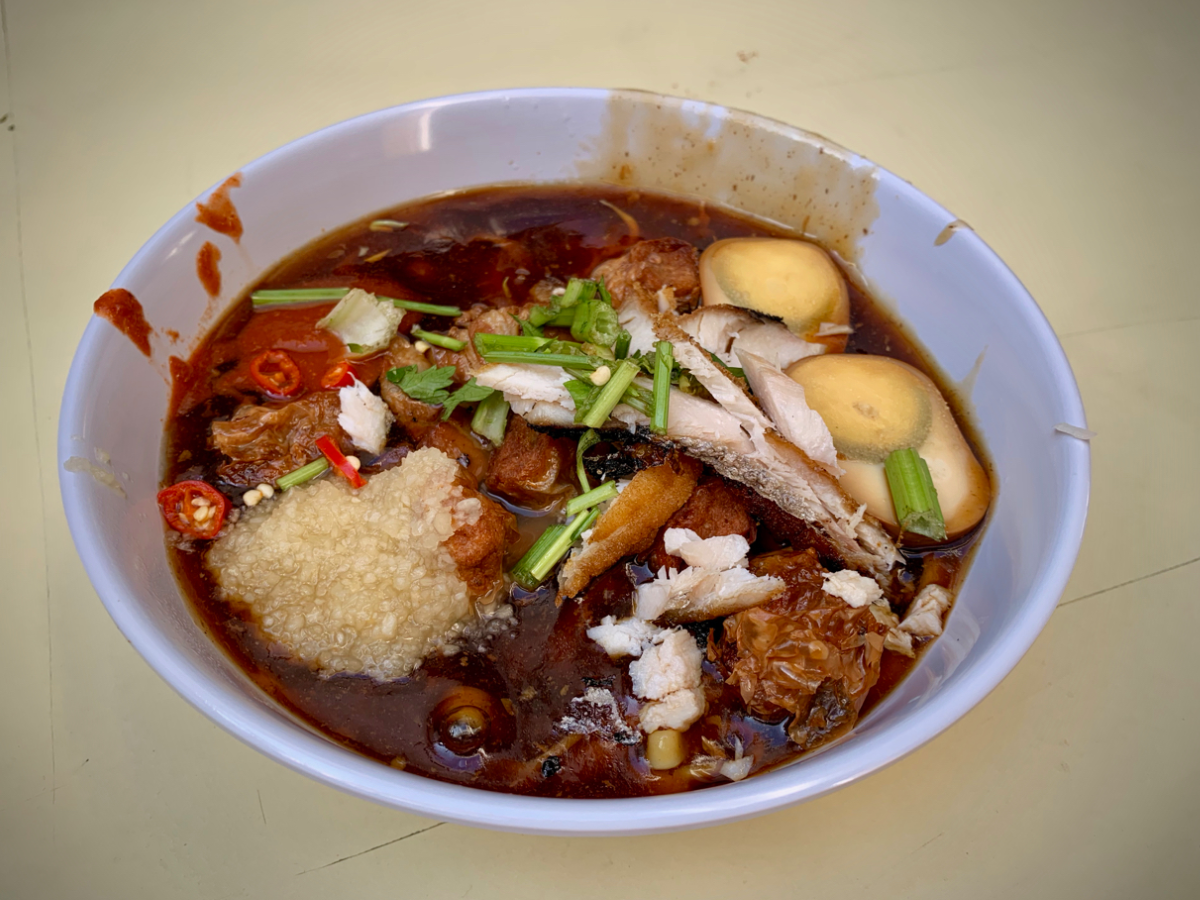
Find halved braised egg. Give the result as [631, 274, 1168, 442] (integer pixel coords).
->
[788, 354, 990, 540]
[699, 237, 850, 349]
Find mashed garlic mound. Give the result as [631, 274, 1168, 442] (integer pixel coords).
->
[208, 448, 481, 680]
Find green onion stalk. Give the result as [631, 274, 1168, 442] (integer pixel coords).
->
[251, 287, 459, 316]
[276, 457, 330, 491]
[883, 447, 947, 541]
[411, 327, 466, 352]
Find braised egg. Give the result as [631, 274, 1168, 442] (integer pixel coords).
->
[788, 354, 990, 539]
[699, 237, 850, 349]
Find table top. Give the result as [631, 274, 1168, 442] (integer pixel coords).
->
[3, 1, 1197, 896]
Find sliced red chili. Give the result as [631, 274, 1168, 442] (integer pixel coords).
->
[249, 349, 303, 398]
[157, 480, 230, 539]
[320, 359, 358, 390]
[316, 434, 365, 488]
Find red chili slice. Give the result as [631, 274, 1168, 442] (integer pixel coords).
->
[320, 359, 358, 390]
[316, 434, 365, 488]
[249, 349, 303, 398]
[157, 480, 230, 539]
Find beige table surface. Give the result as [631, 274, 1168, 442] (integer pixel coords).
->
[3, 0, 1198, 896]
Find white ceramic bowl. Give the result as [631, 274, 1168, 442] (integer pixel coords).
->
[58, 88, 1089, 835]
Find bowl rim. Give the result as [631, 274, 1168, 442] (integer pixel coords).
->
[58, 86, 1090, 835]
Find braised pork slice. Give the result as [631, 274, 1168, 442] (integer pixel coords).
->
[379, 334, 441, 438]
[484, 417, 576, 509]
[647, 476, 757, 572]
[211, 392, 348, 487]
[714, 548, 888, 750]
[428, 306, 521, 383]
[592, 238, 701, 353]
[418, 420, 491, 486]
[444, 484, 518, 600]
[594, 237, 700, 307]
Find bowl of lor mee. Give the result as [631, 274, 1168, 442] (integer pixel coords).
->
[59, 88, 1089, 835]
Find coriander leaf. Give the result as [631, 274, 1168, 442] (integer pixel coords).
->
[565, 378, 601, 423]
[440, 377, 495, 420]
[346, 343, 365, 354]
[384, 365, 457, 405]
[564, 378, 596, 409]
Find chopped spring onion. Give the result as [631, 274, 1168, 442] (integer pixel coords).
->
[251, 287, 460, 316]
[883, 448, 947, 542]
[510, 507, 602, 589]
[471, 391, 510, 446]
[480, 350, 603, 370]
[473, 333, 554, 353]
[614, 330, 631, 359]
[651, 341, 673, 435]
[559, 277, 591, 309]
[565, 481, 618, 517]
[252, 288, 348, 306]
[616, 383, 653, 416]
[411, 327, 466, 352]
[576, 428, 599, 492]
[368, 219, 408, 231]
[386, 297, 462, 316]
[596, 277, 614, 306]
[527, 276, 604, 329]
[579, 359, 638, 429]
[510, 525, 567, 590]
[276, 457, 330, 491]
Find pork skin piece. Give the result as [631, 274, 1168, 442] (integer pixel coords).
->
[714, 548, 888, 750]
[211, 392, 349, 487]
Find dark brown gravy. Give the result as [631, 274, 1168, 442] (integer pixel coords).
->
[165, 184, 986, 797]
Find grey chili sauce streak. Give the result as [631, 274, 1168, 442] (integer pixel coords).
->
[164, 185, 987, 798]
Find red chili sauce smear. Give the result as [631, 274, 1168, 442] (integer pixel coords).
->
[94, 288, 153, 357]
[196, 241, 222, 298]
[195, 174, 244, 242]
[165, 185, 989, 797]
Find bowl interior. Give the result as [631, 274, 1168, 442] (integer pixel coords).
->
[58, 88, 1089, 834]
